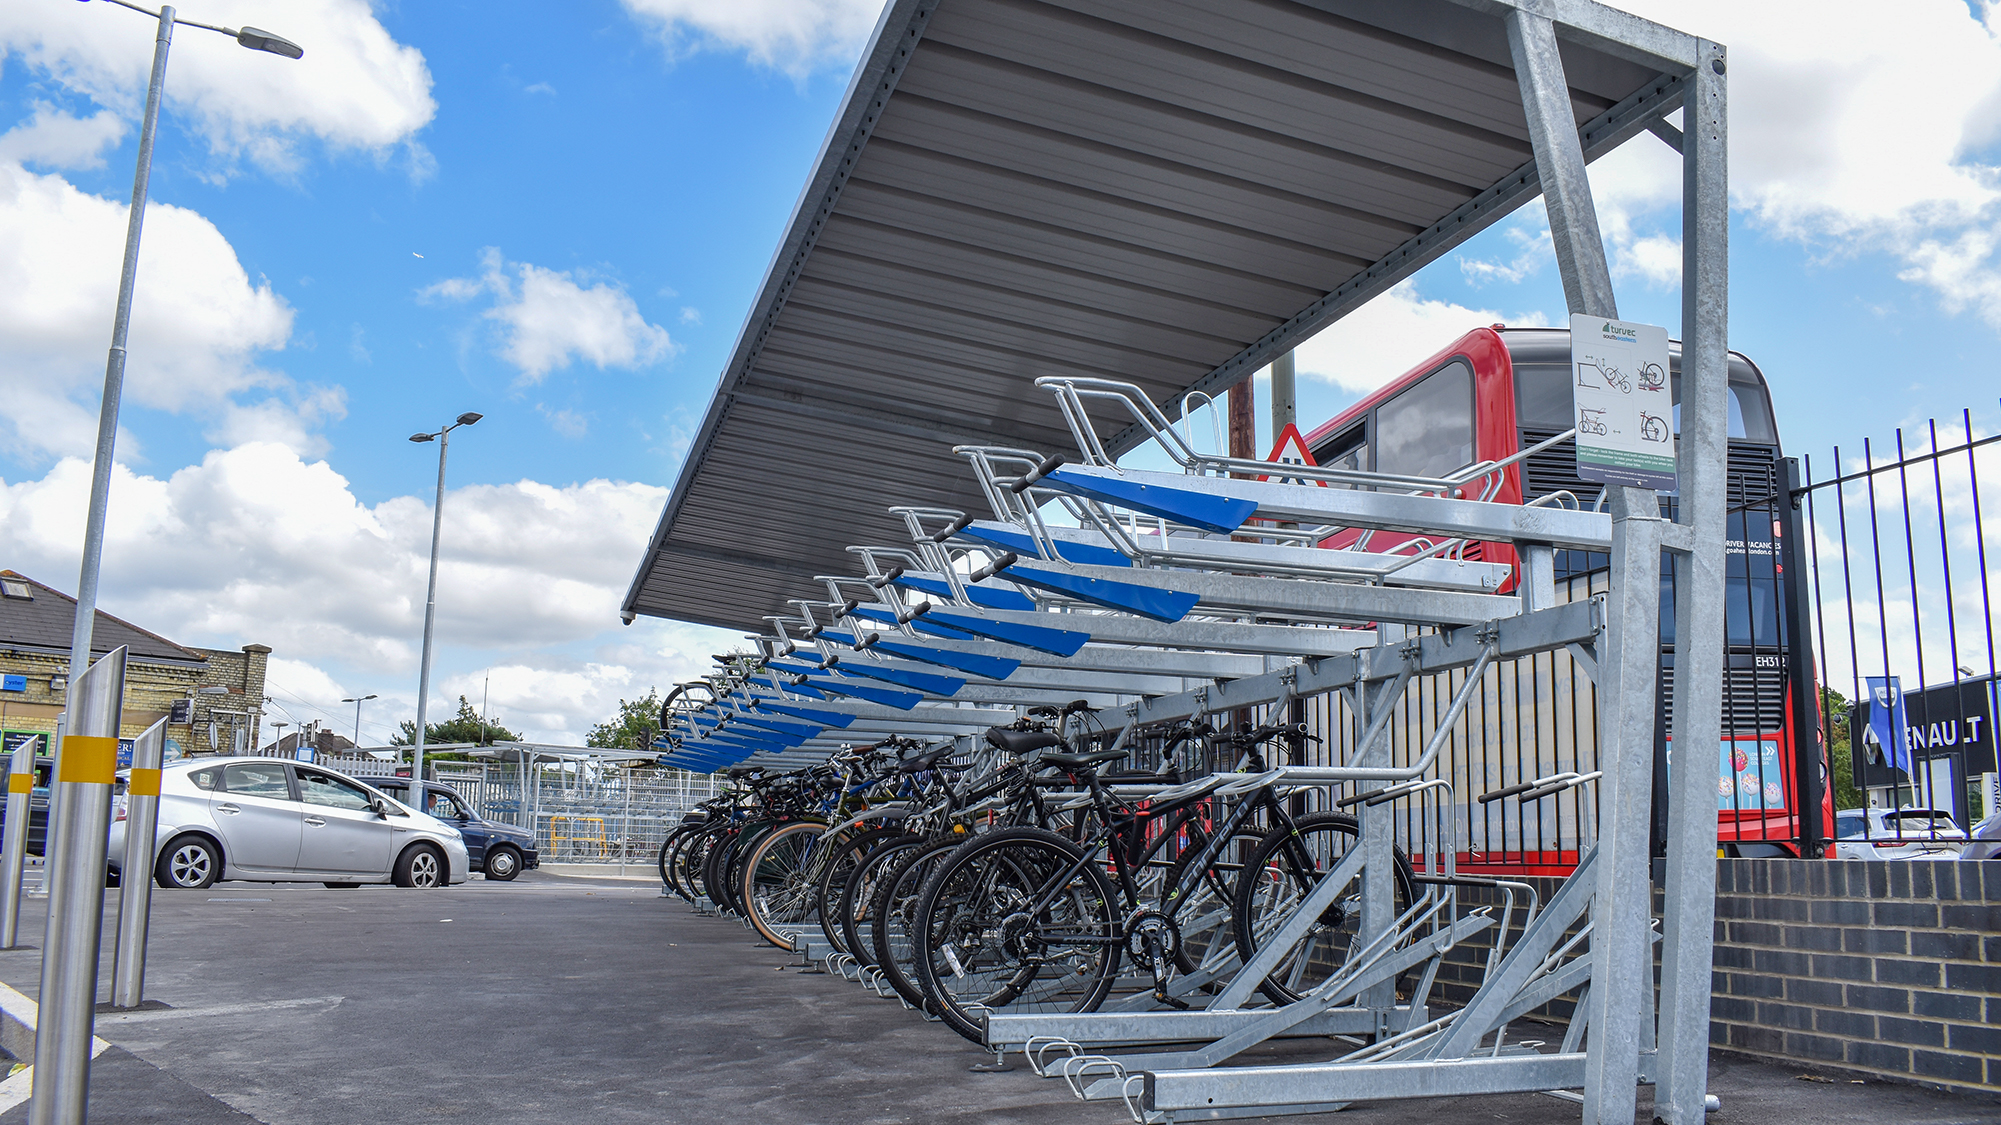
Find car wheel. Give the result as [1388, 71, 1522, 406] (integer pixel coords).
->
[394, 844, 447, 888]
[484, 846, 521, 881]
[323, 882, 361, 889]
[155, 836, 220, 890]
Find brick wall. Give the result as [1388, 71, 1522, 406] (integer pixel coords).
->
[1, 643, 270, 754]
[1711, 858, 2000, 1096]
[1426, 860, 2000, 1099]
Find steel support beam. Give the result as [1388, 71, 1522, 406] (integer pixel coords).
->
[1582, 487, 1663, 1125]
[1508, 6, 1619, 321]
[1655, 37, 1729, 1125]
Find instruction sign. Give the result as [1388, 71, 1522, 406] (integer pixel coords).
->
[1570, 314, 1675, 491]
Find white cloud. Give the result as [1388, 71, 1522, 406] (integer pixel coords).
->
[1290, 282, 1549, 396]
[0, 103, 124, 170]
[538, 405, 592, 439]
[619, 0, 886, 76]
[1549, 1, 2001, 323]
[0, 160, 313, 462]
[0, 0, 436, 174]
[0, 443, 736, 744]
[425, 248, 674, 383]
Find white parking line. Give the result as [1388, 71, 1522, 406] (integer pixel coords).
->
[96, 995, 345, 1026]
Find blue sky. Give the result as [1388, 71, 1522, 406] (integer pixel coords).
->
[2, 0, 1999, 745]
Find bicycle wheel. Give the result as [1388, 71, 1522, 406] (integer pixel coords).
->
[678, 825, 723, 904]
[914, 826, 1121, 1045]
[659, 826, 702, 901]
[843, 834, 923, 968]
[702, 828, 746, 913]
[1162, 821, 1268, 982]
[814, 825, 904, 958]
[1229, 812, 1416, 1006]
[870, 837, 962, 1011]
[741, 820, 826, 949]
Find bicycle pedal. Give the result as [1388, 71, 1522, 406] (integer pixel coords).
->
[1152, 989, 1191, 1010]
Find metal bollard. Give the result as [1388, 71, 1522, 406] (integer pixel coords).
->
[30, 645, 127, 1125]
[111, 716, 166, 1008]
[0, 730, 40, 948]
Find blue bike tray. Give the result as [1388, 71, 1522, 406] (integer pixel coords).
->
[808, 676, 923, 710]
[833, 662, 968, 696]
[846, 605, 979, 642]
[733, 714, 824, 739]
[752, 674, 827, 701]
[1041, 468, 1257, 534]
[892, 573, 1037, 611]
[959, 522, 1132, 568]
[759, 702, 856, 729]
[867, 638, 1019, 680]
[1004, 563, 1200, 623]
[921, 608, 1088, 657]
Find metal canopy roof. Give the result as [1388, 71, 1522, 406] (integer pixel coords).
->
[624, 0, 1696, 633]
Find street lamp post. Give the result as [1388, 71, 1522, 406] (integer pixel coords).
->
[408, 413, 482, 790]
[35, 13, 299, 1115]
[341, 694, 377, 747]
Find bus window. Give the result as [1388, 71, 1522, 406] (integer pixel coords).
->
[1376, 359, 1474, 480]
[1513, 363, 1573, 430]
[1312, 423, 1368, 487]
[1670, 390, 1747, 440]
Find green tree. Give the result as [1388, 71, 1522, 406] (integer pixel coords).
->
[1822, 685, 1862, 811]
[393, 696, 519, 749]
[588, 689, 662, 752]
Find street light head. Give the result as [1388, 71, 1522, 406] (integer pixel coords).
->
[237, 27, 304, 60]
[409, 432, 435, 443]
[456, 412, 484, 427]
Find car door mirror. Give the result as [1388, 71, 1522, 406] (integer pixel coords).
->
[369, 796, 392, 819]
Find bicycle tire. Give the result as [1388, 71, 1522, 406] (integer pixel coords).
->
[741, 820, 827, 949]
[813, 825, 905, 958]
[869, 837, 962, 1011]
[677, 824, 724, 904]
[1229, 812, 1417, 1006]
[913, 826, 1122, 1045]
[842, 834, 923, 968]
[1161, 821, 1268, 983]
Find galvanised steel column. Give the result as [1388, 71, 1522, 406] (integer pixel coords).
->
[411, 424, 451, 791]
[111, 717, 167, 1009]
[0, 732, 41, 949]
[1585, 489, 1665, 1125]
[1506, 8, 1619, 321]
[65, 5, 173, 697]
[1655, 38, 1731, 1125]
[30, 645, 128, 1124]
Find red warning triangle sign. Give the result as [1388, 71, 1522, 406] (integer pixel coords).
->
[1258, 423, 1325, 486]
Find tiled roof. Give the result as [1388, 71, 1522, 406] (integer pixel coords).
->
[0, 571, 206, 665]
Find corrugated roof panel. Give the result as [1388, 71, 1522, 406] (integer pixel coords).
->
[625, 0, 1692, 632]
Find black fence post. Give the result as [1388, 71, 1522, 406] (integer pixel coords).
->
[1781, 457, 1826, 857]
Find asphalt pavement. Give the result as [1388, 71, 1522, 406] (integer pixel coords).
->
[0, 873, 1988, 1124]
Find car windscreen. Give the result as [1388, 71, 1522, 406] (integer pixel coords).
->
[1878, 812, 1961, 836]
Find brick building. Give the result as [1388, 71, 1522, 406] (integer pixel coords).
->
[0, 570, 270, 760]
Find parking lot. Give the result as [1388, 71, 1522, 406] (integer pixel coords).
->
[0, 873, 1980, 1124]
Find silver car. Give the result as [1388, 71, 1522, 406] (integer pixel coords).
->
[110, 758, 469, 889]
[1962, 812, 2001, 860]
[1830, 807, 1966, 859]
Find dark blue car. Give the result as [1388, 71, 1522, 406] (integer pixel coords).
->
[367, 778, 538, 881]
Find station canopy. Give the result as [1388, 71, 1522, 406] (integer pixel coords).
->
[624, 0, 1695, 633]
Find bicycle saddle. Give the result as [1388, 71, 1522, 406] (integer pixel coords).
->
[1040, 748, 1130, 771]
[898, 745, 956, 773]
[985, 728, 1065, 755]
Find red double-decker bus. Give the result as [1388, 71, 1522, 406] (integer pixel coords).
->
[1298, 326, 1828, 867]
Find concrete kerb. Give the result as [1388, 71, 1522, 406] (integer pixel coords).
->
[0, 977, 112, 1112]
[536, 863, 659, 882]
